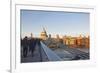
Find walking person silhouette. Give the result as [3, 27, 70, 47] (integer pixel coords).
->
[22, 36, 29, 58]
[29, 38, 37, 57]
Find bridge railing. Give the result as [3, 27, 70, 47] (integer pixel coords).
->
[40, 42, 62, 61]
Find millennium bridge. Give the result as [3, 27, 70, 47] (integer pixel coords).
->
[21, 39, 89, 63]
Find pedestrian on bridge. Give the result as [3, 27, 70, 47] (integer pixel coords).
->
[29, 38, 36, 57]
[22, 36, 29, 58]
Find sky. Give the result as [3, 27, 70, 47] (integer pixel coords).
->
[21, 10, 90, 38]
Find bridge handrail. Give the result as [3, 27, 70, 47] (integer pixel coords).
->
[40, 42, 62, 61]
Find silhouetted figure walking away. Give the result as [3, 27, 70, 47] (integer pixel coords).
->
[37, 39, 41, 45]
[36, 39, 43, 61]
[29, 38, 36, 57]
[22, 36, 29, 58]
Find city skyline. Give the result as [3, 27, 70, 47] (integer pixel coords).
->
[21, 10, 90, 38]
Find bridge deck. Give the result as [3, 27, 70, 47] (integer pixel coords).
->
[21, 41, 61, 63]
[21, 40, 89, 63]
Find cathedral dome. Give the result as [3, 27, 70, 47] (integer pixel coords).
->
[40, 27, 48, 40]
[40, 31, 47, 36]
